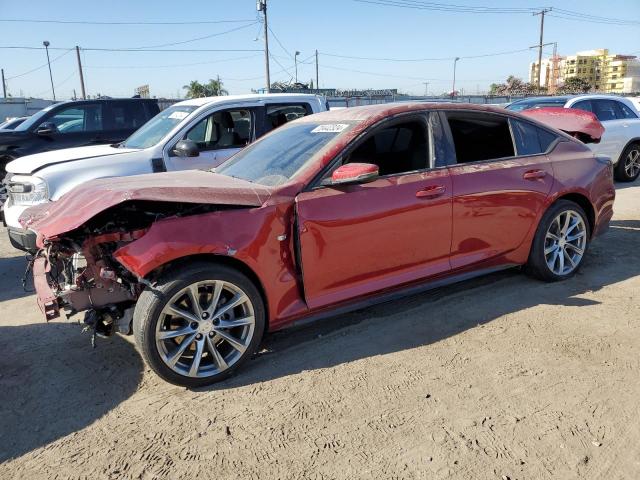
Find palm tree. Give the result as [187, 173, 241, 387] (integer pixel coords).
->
[182, 81, 206, 99]
[205, 78, 228, 96]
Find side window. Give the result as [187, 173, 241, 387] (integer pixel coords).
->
[445, 111, 514, 163]
[510, 119, 558, 156]
[109, 102, 148, 130]
[572, 100, 593, 113]
[344, 119, 429, 176]
[44, 104, 103, 133]
[265, 104, 311, 133]
[592, 100, 618, 122]
[184, 108, 252, 151]
[613, 101, 638, 119]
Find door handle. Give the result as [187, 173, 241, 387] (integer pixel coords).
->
[416, 185, 446, 199]
[523, 170, 547, 180]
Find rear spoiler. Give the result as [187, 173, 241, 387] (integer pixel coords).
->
[521, 107, 604, 144]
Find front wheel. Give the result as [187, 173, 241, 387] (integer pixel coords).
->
[133, 262, 266, 387]
[526, 200, 589, 282]
[614, 142, 640, 182]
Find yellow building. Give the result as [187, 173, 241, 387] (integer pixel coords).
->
[531, 49, 640, 93]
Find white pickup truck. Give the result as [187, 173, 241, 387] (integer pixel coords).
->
[3, 93, 327, 251]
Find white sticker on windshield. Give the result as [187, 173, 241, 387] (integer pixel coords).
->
[169, 111, 189, 120]
[311, 124, 349, 133]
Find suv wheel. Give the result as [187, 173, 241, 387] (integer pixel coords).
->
[133, 262, 265, 387]
[614, 142, 640, 182]
[526, 200, 589, 282]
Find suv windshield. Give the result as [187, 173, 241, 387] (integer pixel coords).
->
[506, 98, 569, 112]
[122, 105, 198, 149]
[14, 105, 56, 131]
[217, 122, 355, 186]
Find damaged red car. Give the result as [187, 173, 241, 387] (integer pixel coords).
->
[22, 103, 615, 387]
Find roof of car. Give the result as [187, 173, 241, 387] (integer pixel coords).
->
[295, 102, 509, 123]
[510, 96, 573, 104]
[175, 93, 322, 107]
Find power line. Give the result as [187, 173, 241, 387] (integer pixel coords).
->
[84, 54, 263, 69]
[0, 46, 263, 52]
[319, 47, 534, 62]
[0, 18, 257, 26]
[5, 48, 73, 80]
[129, 21, 259, 50]
[353, 0, 539, 14]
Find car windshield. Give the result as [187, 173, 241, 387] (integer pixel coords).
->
[121, 105, 198, 149]
[506, 98, 568, 112]
[217, 122, 355, 186]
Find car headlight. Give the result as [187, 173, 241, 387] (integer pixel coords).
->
[8, 176, 49, 206]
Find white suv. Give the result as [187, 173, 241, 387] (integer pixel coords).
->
[507, 95, 640, 182]
[3, 93, 327, 251]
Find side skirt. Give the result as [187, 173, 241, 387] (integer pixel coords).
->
[281, 263, 519, 331]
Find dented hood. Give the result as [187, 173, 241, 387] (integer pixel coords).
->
[20, 170, 273, 241]
[521, 107, 604, 143]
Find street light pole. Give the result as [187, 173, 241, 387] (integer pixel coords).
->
[43, 41, 56, 101]
[452, 57, 460, 99]
[257, 0, 270, 93]
[294, 51, 300, 84]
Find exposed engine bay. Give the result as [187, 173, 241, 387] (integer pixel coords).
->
[32, 201, 235, 339]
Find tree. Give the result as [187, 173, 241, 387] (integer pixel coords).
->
[488, 75, 542, 96]
[558, 77, 592, 94]
[182, 78, 228, 98]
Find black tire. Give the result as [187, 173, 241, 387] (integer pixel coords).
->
[133, 261, 266, 387]
[614, 142, 640, 182]
[526, 200, 590, 282]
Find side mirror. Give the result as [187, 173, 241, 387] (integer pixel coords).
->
[330, 163, 379, 185]
[173, 139, 200, 157]
[35, 122, 57, 136]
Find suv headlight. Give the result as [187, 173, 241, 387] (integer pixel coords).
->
[8, 176, 49, 206]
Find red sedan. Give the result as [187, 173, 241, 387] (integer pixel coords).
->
[23, 103, 615, 386]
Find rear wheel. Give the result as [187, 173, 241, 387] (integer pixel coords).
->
[614, 142, 640, 182]
[133, 262, 265, 387]
[526, 200, 589, 282]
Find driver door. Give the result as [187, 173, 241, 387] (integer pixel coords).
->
[164, 107, 254, 171]
[295, 114, 453, 310]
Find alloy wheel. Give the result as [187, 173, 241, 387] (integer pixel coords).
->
[156, 280, 256, 379]
[624, 148, 640, 179]
[544, 210, 587, 276]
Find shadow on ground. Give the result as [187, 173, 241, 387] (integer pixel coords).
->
[0, 323, 142, 462]
[0, 254, 32, 302]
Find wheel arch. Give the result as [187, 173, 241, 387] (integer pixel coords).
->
[144, 253, 271, 332]
[553, 192, 595, 237]
[617, 138, 640, 162]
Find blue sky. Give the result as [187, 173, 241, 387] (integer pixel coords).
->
[1, 0, 639, 99]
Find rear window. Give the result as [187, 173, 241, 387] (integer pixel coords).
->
[510, 119, 558, 155]
[446, 111, 514, 163]
[109, 101, 149, 130]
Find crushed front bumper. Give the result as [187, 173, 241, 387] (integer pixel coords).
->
[33, 256, 61, 320]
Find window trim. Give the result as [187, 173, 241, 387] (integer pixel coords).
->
[439, 108, 561, 166]
[304, 111, 433, 191]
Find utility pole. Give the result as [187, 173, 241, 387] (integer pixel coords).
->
[452, 57, 460, 99]
[43, 40, 56, 101]
[423, 82, 429, 96]
[294, 51, 300, 84]
[217, 74, 221, 95]
[257, 0, 271, 93]
[533, 8, 552, 94]
[315, 49, 319, 91]
[1, 69, 6, 98]
[75, 46, 86, 99]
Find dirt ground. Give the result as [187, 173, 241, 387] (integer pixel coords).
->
[0, 183, 638, 480]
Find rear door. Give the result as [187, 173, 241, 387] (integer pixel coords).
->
[104, 101, 151, 143]
[443, 110, 555, 269]
[164, 106, 256, 171]
[257, 102, 313, 137]
[295, 113, 452, 309]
